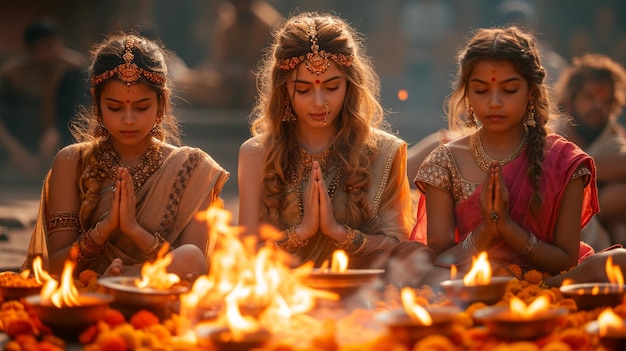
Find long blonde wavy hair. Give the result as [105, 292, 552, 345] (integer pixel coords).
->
[250, 12, 388, 227]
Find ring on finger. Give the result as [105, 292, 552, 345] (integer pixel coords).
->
[490, 210, 499, 222]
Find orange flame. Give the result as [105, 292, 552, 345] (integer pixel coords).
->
[19, 256, 53, 285]
[463, 252, 492, 286]
[509, 295, 550, 319]
[330, 250, 348, 272]
[135, 244, 180, 290]
[597, 308, 625, 336]
[401, 287, 432, 325]
[606, 256, 624, 289]
[450, 264, 458, 280]
[40, 260, 80, 307]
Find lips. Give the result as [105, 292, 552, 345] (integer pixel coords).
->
[120, 131, 139, 137]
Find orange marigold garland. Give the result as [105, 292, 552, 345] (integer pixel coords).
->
[129, 309, 160, 330]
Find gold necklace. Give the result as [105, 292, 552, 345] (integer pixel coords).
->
[469, 128, 528, 172]
[98, 139, 163, 190]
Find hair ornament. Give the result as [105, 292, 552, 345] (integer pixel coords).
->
[91, 35, 166, 86]
[277, 22, 354, 75]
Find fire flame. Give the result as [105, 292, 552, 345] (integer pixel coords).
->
[509, 295, 550, 319]
[606, 256, 624, 288]
[597, 308, 625, 336]
[19, 256, 53, 285]
[40, 260, 80, 308]
[135, 244, 180, 290]
[179, 207, 334, 341]
[330, 250, 349, 272]
[401, 287, 432, 325]
[463, 252, 492, 286]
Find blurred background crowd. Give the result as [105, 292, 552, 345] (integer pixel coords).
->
[0, 0, 625, 185]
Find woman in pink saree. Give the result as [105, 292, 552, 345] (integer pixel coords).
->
[411, 27, 626, 288]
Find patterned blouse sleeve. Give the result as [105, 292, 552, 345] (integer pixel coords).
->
[414, 145, 454, 195]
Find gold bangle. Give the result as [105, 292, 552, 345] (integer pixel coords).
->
[335, 225, 368, 255]
[275, 226, 309, 254]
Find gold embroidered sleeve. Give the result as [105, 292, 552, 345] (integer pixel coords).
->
[47, 212, 80, 234]
[414, 145, 454, 195]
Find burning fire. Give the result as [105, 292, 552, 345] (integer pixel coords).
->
[320, 250, 349, 272]
[597, 308, 626, 336]
[401, 287, 432, 325]
[179, 207, 334, 342]
[20, 256, 53, 285]
[135, 244, 180, 290]
[606, 256, 624, 288]
[40, 260, 80, 308]
[509, 295, 550, 319]
[463, 252, 492, 286]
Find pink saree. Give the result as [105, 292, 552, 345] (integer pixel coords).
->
[412, 134, 599, 271]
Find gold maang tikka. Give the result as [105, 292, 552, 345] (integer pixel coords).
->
[91, 35, 166, 86]
[277, 23, 354, 75]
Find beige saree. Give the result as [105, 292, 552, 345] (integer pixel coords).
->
[22, 146, 229, 273]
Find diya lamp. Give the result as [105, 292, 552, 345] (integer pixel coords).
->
[560, 256, 626, 310]
[585, 308, 626, 349]
[0, 256, 52, 300]
[379, 287, 460, 348]
[473, 294, 568, 340]
[439, 252, 511, 308]
[23, 259, 113, 338]
[301, 250, 384, 298]
[99, 245, 189, 319]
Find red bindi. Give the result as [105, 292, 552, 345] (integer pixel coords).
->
[491, 77, 496, 82]
[315, 79, 320, 84]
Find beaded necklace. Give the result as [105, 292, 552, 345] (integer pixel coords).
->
[469, 128, 528, 172]
[288, 146, 342, 220]
[98, 139, 163, 190]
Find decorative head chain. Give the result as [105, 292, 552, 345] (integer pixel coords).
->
[277, 22, 354, 75]
[91, 36, 167, 86]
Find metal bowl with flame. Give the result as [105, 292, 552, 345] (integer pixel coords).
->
[301, 268, 384, 297]
[24, 292, 114, 338]
[439, 276, 511, 308]
[197, 325, 272, 351]
[560, 283, 625, 310]
[473, 305, 568, 340]
[98, 276, 189, 318]
[377, 306, 460, 348]
[585, 313, 626, 350]
[0, 272, 43, 301]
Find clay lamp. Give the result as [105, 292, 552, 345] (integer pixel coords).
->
[24, 259, 113, 339]
[378, 287, 460, 348]
[439, 252, 511, 308]
[585, 308, 626, 350]
[560, 255, 625, 310]
[473, 294, 568, 340]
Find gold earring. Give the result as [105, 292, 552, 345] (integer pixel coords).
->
[465, 104, 477, 128]
[525, 104, 537, 128]
[93, 116, 109, 138]
[283, 100, 296, 122]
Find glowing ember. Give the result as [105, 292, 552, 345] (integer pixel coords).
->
[463, 252, 492, 286]
[135, 244, 180, 290]
[40, 260, 80, 308]
[597, 308, 625, 336]
[401, 287, 432, 325]
[509, 295, 550, 319]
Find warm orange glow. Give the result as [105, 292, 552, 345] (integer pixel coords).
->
[180, 207, 335, 341]
[40, 260, 80, 307]
[591, 285, 600, 295]
[397, 89, 409, 101]
[560, 278, 574, 287]
[136, 244, 180, 290]
[330, 250, 348, 272]
[401, 287, 432, 325]
[450, 264, 458, 280]
[463, 252, 492, 286]
[31, 256, 53, 285]
[509, 295, 550, 319]
[605, 256, 624, 289]
[597, 308, 625, 336]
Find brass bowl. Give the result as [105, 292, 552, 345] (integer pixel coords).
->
[473, 305, 568, 340]
[301, 269, 384, 298]
[98, 276, 188, 318]
[560, 283, 625, 310]
[585, 319, 626, 350]
[196, 325, 272, 351]
[439, 276, 512, 308]
[1, 285, 43, 301]
[24, 292, 114, 338]
[378, 306, 460, 348]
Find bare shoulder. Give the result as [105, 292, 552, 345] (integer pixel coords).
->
[239, 136, 265, 158]
[53, 143, 87, 168]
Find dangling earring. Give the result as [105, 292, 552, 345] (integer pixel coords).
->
[150, 116, 164, 139]
[282, 100, 296, 122]
[525, 104, 537, 128]
[93, 116, 109, 138]
[465, 103, 477, 128]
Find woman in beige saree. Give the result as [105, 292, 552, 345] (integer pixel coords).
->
[22, 33, 229, 278]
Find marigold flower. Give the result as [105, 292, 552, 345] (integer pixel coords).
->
[523, 270, 544, 284]
[414, 334, 456, 351]
[79, 270, 99, 285]
[97, 330, 129, 351]
[103, 308, 126, 327]
[130, 310, 160, 330]
[79, 324, 100, 344]
[540, 340, 573, 351]
[4, 317, 36, 338]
